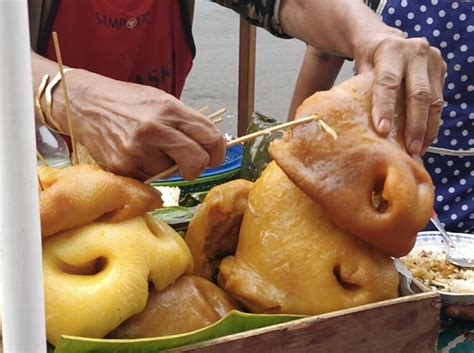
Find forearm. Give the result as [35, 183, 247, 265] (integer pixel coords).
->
[288, 46, 344, 120]
[31, 51, 226, 179]
[279, 0, 402, 59]
[32, 51, 106, 135]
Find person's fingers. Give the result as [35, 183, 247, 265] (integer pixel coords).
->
[140, 123, 210, 181]
[447, 305, 474, 321]
[422, 48, 446, 154]
[133, 151, 175, 181]
[404, 40, 432, 155]
[371, 39, 405, 135]
[175, 106, 226, 168]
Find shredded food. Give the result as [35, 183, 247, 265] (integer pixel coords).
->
[402, 250, 474, 293]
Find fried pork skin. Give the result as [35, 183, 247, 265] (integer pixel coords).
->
[43, 215, 193, 345]
[39, 165, 163, 238]
[219, 162, 399, 315]
[269, 73, 434, 257]
[109, 276, 240, 338]
[185, 179, 254, 280]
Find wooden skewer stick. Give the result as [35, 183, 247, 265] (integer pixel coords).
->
[144, 114, 323, 184]
[226, 115, 321, 147]
[198, 104, 211, 113]
[207, 108, 226, 121]
[211, 117, 223, 124]
[52, 32, 79, 165]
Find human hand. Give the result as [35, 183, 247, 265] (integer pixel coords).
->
[355, 29, 447, 156]
[447, 305, 474, 321]
[50, 70, 226, 181]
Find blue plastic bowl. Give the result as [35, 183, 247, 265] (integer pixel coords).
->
[152, 145, 243, 194]
[158, 145, 243, 182]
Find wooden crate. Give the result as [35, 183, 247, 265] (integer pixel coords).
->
[171, 291, 441, 353]
[0, 288, 440, 353]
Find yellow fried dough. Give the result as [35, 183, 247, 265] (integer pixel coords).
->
[43, 215, 193, 345]
[185, 179, 254, 280]
[109, 276, 240, 338]
[219, 162, 399, 315]
[269, 73, 434, 257]
[39, 165, 162, 238]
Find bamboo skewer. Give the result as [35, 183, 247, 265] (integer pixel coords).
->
[226, 115, 322, 147]
[211, 117, 223, 124]
[52, 32, 78, 165]
[207, 108, 226, 121]
[198, 104, 211, 113]
[144, 114, 332, 184]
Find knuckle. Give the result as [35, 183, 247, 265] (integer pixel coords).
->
[134, 120, 154, 137]
[409, 86, 432, 102]
[430, 97, 444, 112]
[411, 38, 430, 55]
[375, 71, 400, 90]
[430, 46, 443, 59]
[380, 35, 400, 49]
[157, 96, 178, 115]
[135, 120, 166, 140]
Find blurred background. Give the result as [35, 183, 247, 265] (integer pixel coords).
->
[181, 0, 354, 135]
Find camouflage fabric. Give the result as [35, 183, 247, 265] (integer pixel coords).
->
[211, 0, 289, 38]
[212, 0, 381, 38]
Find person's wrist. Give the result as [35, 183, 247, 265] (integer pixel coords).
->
[352, 26, 405, 66]
[39, 68, 91, 133]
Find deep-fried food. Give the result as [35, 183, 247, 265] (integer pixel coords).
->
[109, 275, 240, 338]
[269, 73, 434, 257]
[185, 179, 254, 280]
[43, 215, 193, 345]
[208, 163, 399, 315]
[39, 164, 163, 238]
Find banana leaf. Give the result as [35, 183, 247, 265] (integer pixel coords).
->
[149, 206, 197, 225]
[53, 310, 303, 353]
[241, 112, 282, 182]
[179, 191, 208, 207]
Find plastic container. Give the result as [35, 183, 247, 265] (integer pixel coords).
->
[152, 145, 243, 194]
[36, 122, 70, 169]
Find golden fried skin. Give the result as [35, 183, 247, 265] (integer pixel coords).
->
[219, 162, 399, 315]
[43, 215, 193, 345]
[39, 165, 163, 238]
[109, 276, 240, 338]
[185, 179, 254, 280]
[269, 74, 434, 257]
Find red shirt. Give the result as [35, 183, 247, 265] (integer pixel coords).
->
[45, 0, 194, 98]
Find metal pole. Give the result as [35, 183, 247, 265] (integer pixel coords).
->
[0, 0, 47, 352]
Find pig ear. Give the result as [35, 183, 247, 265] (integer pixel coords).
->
[268, 73, 433, 257]
[185, 179, 254, 281]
